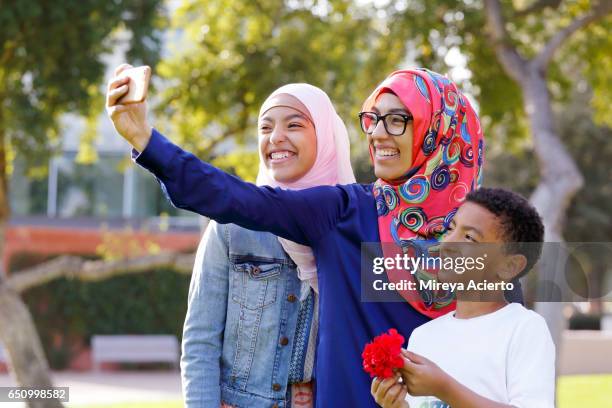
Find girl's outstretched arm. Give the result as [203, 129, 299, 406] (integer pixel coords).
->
[135, 128, 348, 246]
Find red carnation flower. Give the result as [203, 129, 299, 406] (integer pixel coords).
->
[362, 328, 405, 379]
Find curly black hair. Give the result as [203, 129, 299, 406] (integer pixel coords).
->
[465, 187, 545, 277]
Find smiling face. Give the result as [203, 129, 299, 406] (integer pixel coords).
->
[438, 201, 524, 286]
[258, 94, 317, 183]
[366, 92, 414, 182]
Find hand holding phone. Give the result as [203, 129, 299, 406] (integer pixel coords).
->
[106, 64, 153, 151]
[117, 65, 151, 104]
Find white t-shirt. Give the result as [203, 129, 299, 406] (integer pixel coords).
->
[406, 303, 555, 408]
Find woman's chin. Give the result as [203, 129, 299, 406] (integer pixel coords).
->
[269, 169, 300, 184]
[374, 167, 403, 182]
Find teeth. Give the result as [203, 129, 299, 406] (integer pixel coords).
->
[376, 149, 399, 157]
[270, 151, 292, 160]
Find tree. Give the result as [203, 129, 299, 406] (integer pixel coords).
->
[0, 2, 164, 406]
[154, 0, 405, 162]
[480, 0, 610, 239]
[480, 0, 611, 369]
[485, 83, 612, 315]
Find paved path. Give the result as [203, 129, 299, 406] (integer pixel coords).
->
[0, 371, 182, 407]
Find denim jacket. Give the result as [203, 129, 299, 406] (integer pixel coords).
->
[181, 220, 308, 408]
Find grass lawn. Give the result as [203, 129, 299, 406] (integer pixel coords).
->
[69, 374, 612, 407]
[70, 402, 182, 408]
[557, 374, 612, 408]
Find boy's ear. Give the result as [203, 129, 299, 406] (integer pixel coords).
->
[497, 254, 527, 281]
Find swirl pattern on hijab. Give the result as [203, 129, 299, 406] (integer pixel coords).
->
[363, 69, 484, 318]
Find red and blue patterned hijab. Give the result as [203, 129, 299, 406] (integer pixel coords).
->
[362, 68, 484, 318]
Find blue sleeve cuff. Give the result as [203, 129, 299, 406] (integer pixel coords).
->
[132, 128, 178, 176]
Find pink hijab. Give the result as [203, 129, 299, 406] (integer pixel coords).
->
[256, 83, 356, 290]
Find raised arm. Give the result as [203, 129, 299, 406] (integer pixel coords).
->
[106, 64, 346, 245]
[135, 128, 346, 245]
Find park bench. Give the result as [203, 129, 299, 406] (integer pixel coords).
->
[91, 335, 180, 371]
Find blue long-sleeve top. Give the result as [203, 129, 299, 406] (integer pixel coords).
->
[135, 129, 493, 407]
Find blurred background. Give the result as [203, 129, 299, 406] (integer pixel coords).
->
[0, 0, 610, 407]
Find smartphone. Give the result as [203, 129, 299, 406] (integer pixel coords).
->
[118, 66, 151, 104]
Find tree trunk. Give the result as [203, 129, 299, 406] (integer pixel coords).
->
[0, 118, 63, 408]
[483, 2, 608, 398]
[522, 68, 584, 241]
[521, 66, 584, 373]
[0, 287, 63, 408]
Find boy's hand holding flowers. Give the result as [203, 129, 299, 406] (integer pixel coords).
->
[399, 350, 451, 400]
[370, 348, 451, 407]
[371, 376, 409, 408]
[364, 329, 410, 407]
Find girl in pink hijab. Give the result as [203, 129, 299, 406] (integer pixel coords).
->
[257, 83, 356, 292]
[181, 83, 354, 408]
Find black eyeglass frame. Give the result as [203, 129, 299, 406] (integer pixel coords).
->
[358, 111, 413, 136]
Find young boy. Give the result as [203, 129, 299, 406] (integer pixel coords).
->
[371, 188, 555, 408]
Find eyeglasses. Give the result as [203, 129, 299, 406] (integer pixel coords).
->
[358, 112, 413, 136]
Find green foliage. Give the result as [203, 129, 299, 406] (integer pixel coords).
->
[374, 0, 609, 148]
[0, 0, 165, 169]
[484, 82, 612, 240]
[155, 0, 405, 165]
[211, 150, 260, 183]
[559, 89, 612, 242]
[150, 0, 610, 191]
[484, 84, 612, 308]
[570, 16, 612, 127]
[13, 252, 190, 370]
